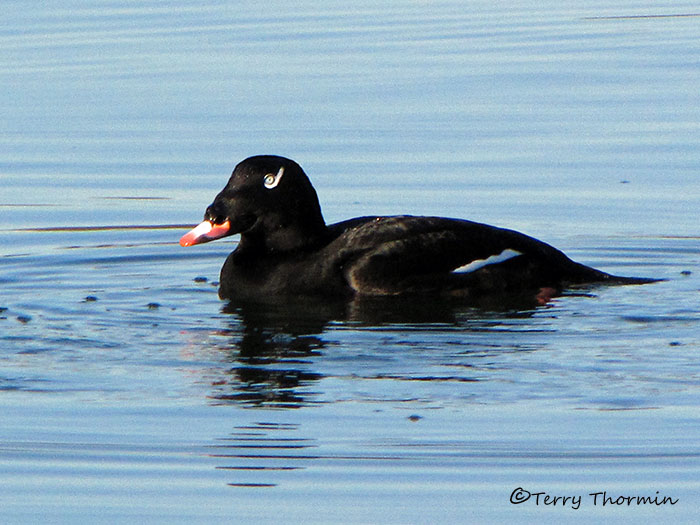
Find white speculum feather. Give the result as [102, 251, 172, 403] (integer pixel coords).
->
[453, 249, 522, 274]
[263, 166, 285, 189]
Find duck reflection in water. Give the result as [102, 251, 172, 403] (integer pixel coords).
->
[209, 293, 556, 408]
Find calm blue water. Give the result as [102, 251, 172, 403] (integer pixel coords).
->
[2, 1, 699, 523]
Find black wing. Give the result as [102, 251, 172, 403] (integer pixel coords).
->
[326, 215, 604, 295]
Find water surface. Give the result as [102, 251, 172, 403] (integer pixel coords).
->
[1, 1, 699, 523]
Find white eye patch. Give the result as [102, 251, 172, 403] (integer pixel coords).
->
[453, 249, 522, 274]
[263, 167, 285, 189]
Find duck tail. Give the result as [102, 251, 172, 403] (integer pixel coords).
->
[599, 274, 664, 285]
[565, 260, 662, 286]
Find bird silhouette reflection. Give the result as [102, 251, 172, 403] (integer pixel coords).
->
[208, 291, 553, 408]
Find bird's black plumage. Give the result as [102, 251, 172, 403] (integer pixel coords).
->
[180, 155, 656, 303]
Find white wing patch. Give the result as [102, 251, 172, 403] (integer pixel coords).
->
[453, 249, 522, 274]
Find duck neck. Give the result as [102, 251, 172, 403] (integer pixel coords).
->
[242, 212, 329, 254]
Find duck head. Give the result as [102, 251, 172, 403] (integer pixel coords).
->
[180, 155, 327, 252]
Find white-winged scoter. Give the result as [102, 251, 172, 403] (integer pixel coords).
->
[180, 155, 657, 302]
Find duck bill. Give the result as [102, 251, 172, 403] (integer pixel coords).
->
[179, 220, 232, 247]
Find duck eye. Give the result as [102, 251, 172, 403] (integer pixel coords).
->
[263, 166, 285, 189]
